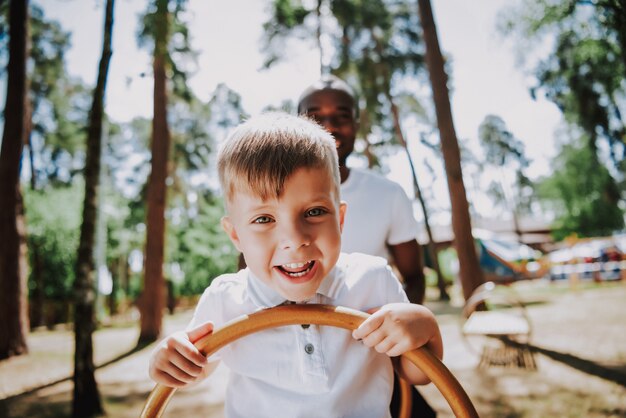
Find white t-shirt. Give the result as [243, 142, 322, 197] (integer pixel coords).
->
[340, 168, 418, 258]
[188, 253, 409, 418]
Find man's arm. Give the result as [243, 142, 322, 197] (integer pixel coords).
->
[388, 239, 426, 304]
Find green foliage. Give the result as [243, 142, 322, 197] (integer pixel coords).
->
[536, 30, 624, 160]
[30, 3, 90, 183]
[262, 0, 313, 68]
[2, 3, 91, 186]
[536, 138, 624, 240]
[102, 84, 246, 298]
[138, 0, 196, 101]
[478, 115, 534, 214]
[262, 0, 428, 165]
[331, 0, 426, 153]
[272, 0, 310, 28]
[479, 115, 528, 166]
[164, 86, 245, 294]
[167, 194, 238, 295]
[25, 182, 83, 300]
[501, 0, 625, 174]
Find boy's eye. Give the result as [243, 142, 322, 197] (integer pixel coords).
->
[253, 216, 273, 224]
[306, 208, 327, 217]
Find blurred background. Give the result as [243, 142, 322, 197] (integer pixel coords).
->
[0, 0, 625, 417]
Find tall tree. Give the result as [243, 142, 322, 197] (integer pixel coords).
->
[138, 0, 183, 343]
[417, 0, 484, 300]
[0, 0, 30, 360]
[71, 0, 114, 416]
[2, 6, 91, 329]
[139, 0, 170, 343]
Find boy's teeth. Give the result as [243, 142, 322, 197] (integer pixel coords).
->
[279, 261, 314, 277]
[283, 262, 308, 269]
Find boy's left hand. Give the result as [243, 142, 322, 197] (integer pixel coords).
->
[352, 303, 438, 358]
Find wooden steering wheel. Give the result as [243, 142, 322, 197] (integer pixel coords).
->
[140, 304, 479, 418]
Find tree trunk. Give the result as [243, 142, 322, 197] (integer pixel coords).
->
[315, 0, 324, 74]
[387, 96, 449, 301]
[371, 30, 449, 301]
[0, 0, 30, 361]
[108, 259, 118, 315]
[72, 0, 114, 416]
[417, 0, 484, 301]
[139, 0, 171, 344]
[24, 93, 36, 191]
[26, 95, 47, 325]
[30, 241, 45, 328]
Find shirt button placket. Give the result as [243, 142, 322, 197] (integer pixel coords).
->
[304, 343, 314, 355]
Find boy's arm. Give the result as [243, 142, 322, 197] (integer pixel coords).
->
[149, 321, 219, 388]
[352, 303, 443, 385]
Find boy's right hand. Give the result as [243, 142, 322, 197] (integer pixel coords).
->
[148, 321, 214, 388]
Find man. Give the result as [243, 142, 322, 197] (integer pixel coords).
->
[298, 75, 436, 418]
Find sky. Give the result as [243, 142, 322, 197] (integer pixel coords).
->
[35, 0, 564, 223]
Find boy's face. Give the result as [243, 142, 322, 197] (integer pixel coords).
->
[299, 89, 357, 166]
[222, 167, 346, 302]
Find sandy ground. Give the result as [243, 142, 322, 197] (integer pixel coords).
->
[1, 279, 625, 417]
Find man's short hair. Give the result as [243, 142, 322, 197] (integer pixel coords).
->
[218, 112, 340, 205]
[297, 74, 358, 116]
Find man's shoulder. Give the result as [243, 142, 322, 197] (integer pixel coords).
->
[348, 168, 406, 193]
[334, 253, 405, 305]
[340, 251, 388, 265]
[337, 252, 391, 283]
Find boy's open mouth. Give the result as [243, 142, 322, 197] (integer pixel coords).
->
[276, 261, 315, 278]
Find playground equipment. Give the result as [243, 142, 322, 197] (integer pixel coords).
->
[140, 304, 479, 418]
[461, 282, 535, 369]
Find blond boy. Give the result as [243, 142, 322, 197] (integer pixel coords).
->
[149, 113, 442, 417]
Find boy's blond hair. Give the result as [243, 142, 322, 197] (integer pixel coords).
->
[218, 112, 340, 205]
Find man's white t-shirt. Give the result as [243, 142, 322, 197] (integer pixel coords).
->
[188, 253, 409, 418]
[340, 168, 418, 257]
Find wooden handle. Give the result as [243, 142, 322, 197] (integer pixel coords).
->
[140, 304, 479, 418]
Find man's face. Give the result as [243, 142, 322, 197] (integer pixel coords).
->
[299, 89, 357, 166]
[222, 167, 346, 302]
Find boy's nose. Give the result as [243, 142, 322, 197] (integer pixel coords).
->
[280, 223, 311, 250]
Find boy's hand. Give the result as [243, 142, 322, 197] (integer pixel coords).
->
[352, 303, 440, 358]
[149, 321, 214, 388]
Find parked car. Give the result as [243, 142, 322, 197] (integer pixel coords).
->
[548, 236, 625, 281]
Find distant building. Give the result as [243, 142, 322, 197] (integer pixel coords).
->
[416, 216, 554, 251]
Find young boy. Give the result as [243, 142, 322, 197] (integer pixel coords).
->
[149, 112, 442, 418]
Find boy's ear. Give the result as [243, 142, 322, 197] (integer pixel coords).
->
[338, 201, 347, 232]
[221, 216, 242, 251]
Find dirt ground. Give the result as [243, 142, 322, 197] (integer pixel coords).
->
[1, 279, 625, 418]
